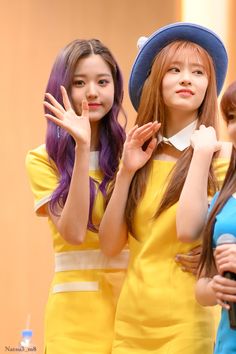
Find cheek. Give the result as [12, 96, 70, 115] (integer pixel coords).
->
[106, 87, 115, 107]
[200, 79, 209, 97]
[71, 88, 83, 103]
[70, 91, 83, 112]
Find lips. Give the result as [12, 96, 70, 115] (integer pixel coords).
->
[88, 103, 102, 107]
[176, 89, 194, 95]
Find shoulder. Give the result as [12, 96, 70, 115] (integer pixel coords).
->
[25, 144, 59, 183]
[26, 144, 57, 172]
[26, 144, 48, 164]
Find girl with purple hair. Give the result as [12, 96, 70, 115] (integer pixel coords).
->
[25, 39, 128, 354]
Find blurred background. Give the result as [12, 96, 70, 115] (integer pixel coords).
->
[1, 0, 235, 352]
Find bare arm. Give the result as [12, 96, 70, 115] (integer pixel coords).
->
[45, 86, 91, 245]
[176, 125, 221, 242]
[99, 122, 160, 256]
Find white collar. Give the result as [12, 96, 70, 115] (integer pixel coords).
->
[89, 151, 99, 170]
[158, 120, 197, 151]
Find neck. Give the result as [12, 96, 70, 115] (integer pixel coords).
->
[164, 110, 198, 137]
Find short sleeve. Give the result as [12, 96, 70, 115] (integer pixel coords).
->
[25, 144, 59, 216]
[207, 158, 229, 205]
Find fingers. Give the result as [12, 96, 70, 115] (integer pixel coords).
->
[175, 253, 200, 264]
[188, 245, 202, 255]
[212, 275, 236, 306]
[215, 245, 236, 274]
[45, 92, 64, 113]
[145, 138, 157, 157]
[126, 125, 139, 143]
[181, 265, 198, 275]
[45, 113, 64, 127]
[60, 85, 72, 111]
[81, 100, 89, 119]
[132, 122, 160, 143]
[216, 298, 230, 310]
[44, 101, 64, 120]
[218, 263, 236, 275]
[175, 251, 200, 275]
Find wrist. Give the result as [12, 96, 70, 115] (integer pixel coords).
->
[74, 142, 90, 153]
[192, 147, 215, 166]
[117, 164, 135, 181]
[193, 145, 215, 155]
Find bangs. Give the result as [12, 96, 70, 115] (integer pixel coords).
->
[159, 40, 212, 78]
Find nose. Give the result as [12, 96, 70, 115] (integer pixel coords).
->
[179, 70, 191, 86]
[86, 82, 98, 99]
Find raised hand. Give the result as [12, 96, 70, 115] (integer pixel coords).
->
[44, 86, 91, 147]
[190, 125, 221, 153]
[121, 122, 161, 174]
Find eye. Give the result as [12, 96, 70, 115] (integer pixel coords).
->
[193, 69, 204, 75]
[168, 67, 180, 73]
[227, 114, 236, 121]
[98, 79, 110, 86]
[73, 80, 85, 87]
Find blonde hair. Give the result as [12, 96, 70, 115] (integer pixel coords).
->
[125, 40, 219, 235]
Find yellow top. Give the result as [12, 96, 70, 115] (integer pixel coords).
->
[26, 144, 128, 354]
[112, 158, 229, 354]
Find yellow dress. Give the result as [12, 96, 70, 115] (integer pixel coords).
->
[26, 144, 128, 354]
[112, 158, 228, 354]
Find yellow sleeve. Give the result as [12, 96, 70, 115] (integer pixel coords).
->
[25, 144, 59, 216]
[207, 158, 229, 204]
[213, 158, 229, 188]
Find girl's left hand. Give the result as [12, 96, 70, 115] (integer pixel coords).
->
[175, 245, 201, 275]
[190, 125, 221, 153]
[211, 274, 236, 309]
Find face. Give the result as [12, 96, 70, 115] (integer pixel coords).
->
[70, 54, 115, 123]
[161, 50, 209, 117]
[227, 113, 236, 147]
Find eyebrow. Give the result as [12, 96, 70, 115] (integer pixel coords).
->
[170, 60, 205, 68]
[73, 73, 112, 78]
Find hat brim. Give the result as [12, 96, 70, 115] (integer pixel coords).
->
[129, 22, 228, 111]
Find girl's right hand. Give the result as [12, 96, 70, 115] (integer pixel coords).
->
[190, 125, 221, 153]
[44, 85, 91, 147]
[121, 122, 161, 174]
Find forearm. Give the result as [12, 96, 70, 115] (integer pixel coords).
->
[195, 277, 217, 306]
[54, 144, 90, 244]
[176, 149, 214, 242]
[99, 167, 134, 256]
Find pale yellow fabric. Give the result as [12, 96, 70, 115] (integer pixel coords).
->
[26, 144, 127, 354]
[112, 158, 229, 354]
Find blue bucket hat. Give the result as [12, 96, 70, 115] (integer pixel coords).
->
[129, 22, 228, 111]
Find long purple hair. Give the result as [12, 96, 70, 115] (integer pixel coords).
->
[45, 39, 126, 231]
